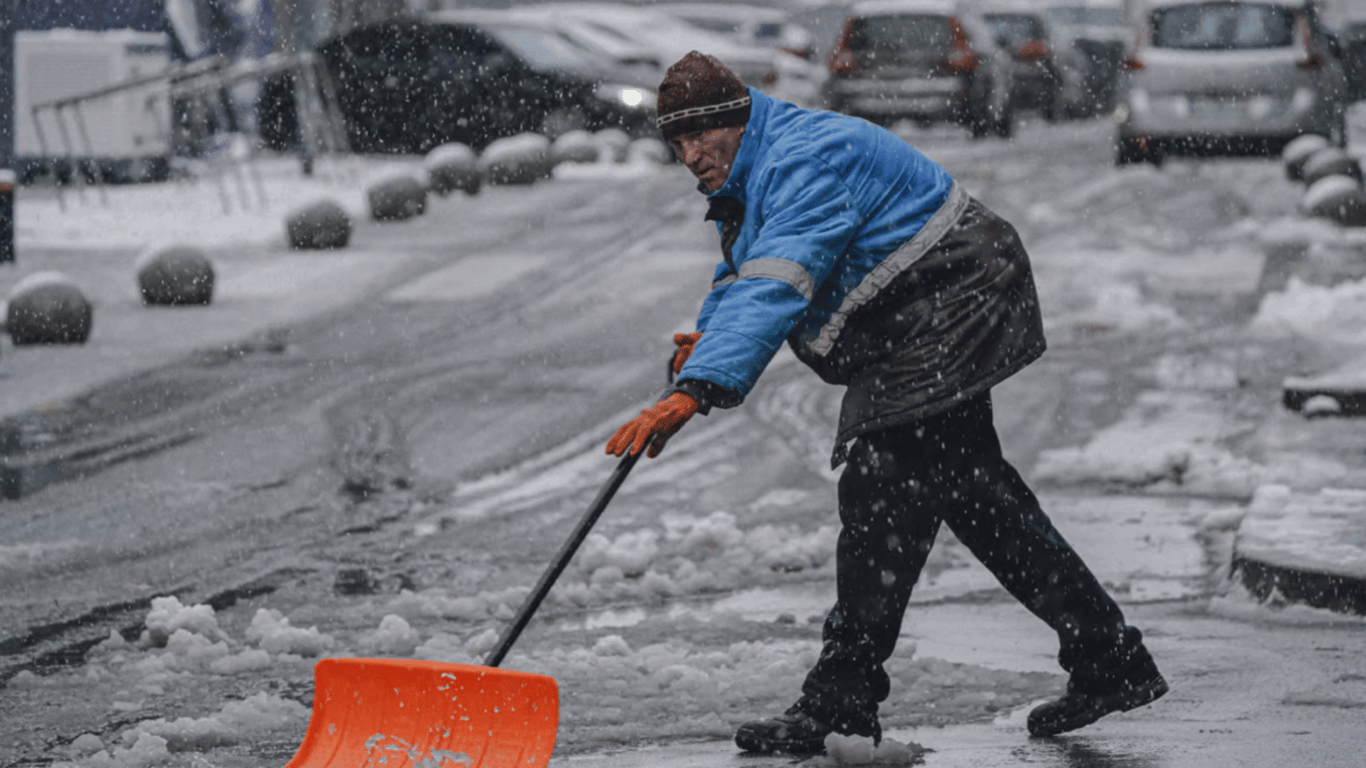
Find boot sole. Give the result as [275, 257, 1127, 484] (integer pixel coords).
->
[1027, 675, 1169, 738]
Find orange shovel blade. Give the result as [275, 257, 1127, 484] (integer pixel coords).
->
[284, 658, 559, 768]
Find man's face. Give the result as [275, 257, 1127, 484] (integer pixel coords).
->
[670, 126, 745, 192]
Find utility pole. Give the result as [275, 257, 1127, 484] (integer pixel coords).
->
[0, 0, 16, 264]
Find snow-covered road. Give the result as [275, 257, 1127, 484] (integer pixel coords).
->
[2, 114, 1366, 768]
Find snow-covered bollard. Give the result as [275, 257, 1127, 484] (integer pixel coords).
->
[424, 142, 481, 197]
[479, 133, 553, 186]
[1298, 174, 1366, 227]
[6, 271, 92, 345]
[595, 128, 632, 163]
[1299, 147, 1362, 188]
[629, 137, 673, 165]
[367, 174, 427, 221]
[1283, 133, 1331, 182]
[286, 198, 352, 250]
[550, 129, 601, 167]
[1283, 362, 1366, 417]
[135, 245, 215, 306]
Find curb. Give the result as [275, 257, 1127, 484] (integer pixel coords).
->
[1230, 486, 1366, 615]
[1229, 555, 1366, 614]
[1282, 385, 1366, 416]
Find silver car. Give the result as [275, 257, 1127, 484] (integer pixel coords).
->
[1114, 0, 1350, 166]
[821, 0, 1015, 138]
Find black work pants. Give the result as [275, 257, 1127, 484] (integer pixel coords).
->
[800, 391, 1145, 722]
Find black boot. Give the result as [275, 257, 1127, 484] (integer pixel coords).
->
[1028, 656, 1168, 737]
[735, 703, 881, 754]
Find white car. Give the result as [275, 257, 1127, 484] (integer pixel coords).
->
[525, 3, 783, 96]
[650, 2, 826, 106]
[1115, 0, 1350, 165]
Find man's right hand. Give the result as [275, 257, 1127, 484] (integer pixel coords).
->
[606, 392, 699, 459]
[671, 331, 703, 376]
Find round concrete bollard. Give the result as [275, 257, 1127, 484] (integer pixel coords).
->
[550, 130, 601, 166]
[6, 271, 93, 345]
[1300, 147, 1362, 188]
[135, 245, 215, 306]
[286, 198, 352, 250]
[1300, 174, 1366, 227]
[1283, 134, 1330, 182]
[594, 128, 632, 163]
[424, 143, 481, 197]
[479, 134, 553, 186]
[628, 137, 673, 165]
[368, 175, 427, 222]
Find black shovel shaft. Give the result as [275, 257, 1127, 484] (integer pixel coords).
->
[486, 447, 645, 668]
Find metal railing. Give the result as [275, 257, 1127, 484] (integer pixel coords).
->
[28, 51, 352, 212]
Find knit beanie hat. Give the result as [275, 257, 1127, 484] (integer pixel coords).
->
[656, 51, 752, 140]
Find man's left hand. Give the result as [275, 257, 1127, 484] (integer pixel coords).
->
[606, 392, 699, 459]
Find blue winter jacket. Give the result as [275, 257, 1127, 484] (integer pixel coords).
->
[675, 89, 1045, 456]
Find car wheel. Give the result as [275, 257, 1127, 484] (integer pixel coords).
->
[969, 112, 992, 139]
[993, 102, 1014, 138]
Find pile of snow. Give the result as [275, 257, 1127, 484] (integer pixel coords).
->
[1034, 391, 1350, 497]
[392, 510, 840, 624]
[1049, 282, 1187, 335]
[39, 597, 331, 768]
[824, 732, 929, 765]
[143, 596, 224, 646]
[1250, 274, 1366, 346]
[245, 608, 335, 656]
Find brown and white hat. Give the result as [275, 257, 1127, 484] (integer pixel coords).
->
[656, 51, 751, 140]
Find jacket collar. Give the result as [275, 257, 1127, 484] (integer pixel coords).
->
[703, 87, 767, 205]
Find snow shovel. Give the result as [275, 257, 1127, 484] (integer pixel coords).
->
[283, 446, 647, 768]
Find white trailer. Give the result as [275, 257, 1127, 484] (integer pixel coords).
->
[14, 29, 172, 182]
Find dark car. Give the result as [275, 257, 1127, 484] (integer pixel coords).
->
[982, 5, 1064, 119]
[820, 0, 1014, 138]
[315, 17, 658, 154]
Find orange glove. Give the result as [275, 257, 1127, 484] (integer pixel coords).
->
[606, 392, 699, 459]
[671, 331, 703, 376]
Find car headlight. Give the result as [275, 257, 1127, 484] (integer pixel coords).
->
[597, 83, 657, 110]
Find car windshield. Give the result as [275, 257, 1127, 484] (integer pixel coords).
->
[851, 14, 953, 52]
[1047, 6, 1125, 26]
[1152, 3, 1295, 49]
[488, 25, 598, 69]
[985, 13, 1046, 45]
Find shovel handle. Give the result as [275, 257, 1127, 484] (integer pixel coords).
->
[485, 446, 645, 668]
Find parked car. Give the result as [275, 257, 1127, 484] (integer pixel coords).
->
[1045, 2, 1131, 116]
[650, 2, 826, 105]
[651, 2, 819, 60]
[981, 3, 1064, 119]
[821, 0, 1015, 138]
[1114, 0, 1350, 165]
[524, 3, 783, 94]
[467, 5, 667, 87]
[1337, 19, 1366, 101]
[315, 17, 658, 154]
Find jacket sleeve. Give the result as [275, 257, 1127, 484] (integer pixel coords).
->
[679, 157, 863, 400]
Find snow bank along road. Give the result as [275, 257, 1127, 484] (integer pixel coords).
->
[2, 116, 1365, 768]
